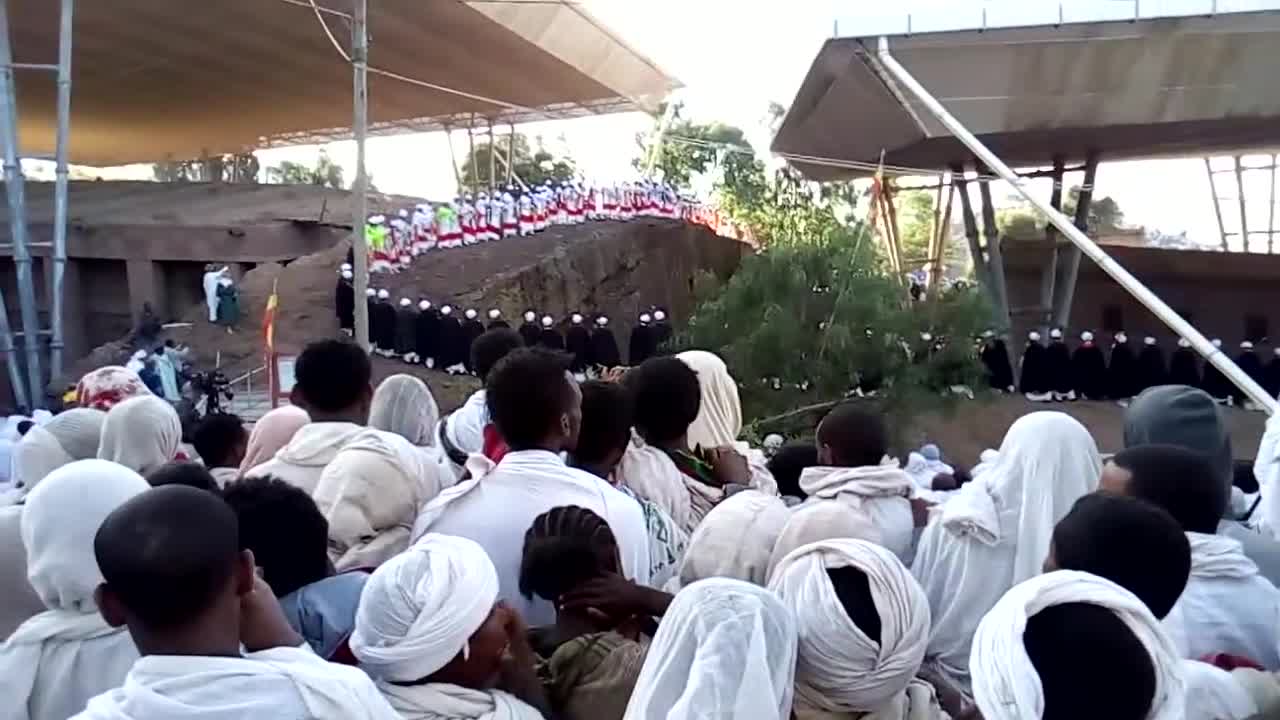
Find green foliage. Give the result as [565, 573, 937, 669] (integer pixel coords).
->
[895, 189, 971, 272]
[264, 150, 345, 189]
[461, 133, 576, 189]
[994, 186, 1126, 239]
[152, 153, 259, 183]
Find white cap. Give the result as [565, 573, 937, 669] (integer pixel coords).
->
[1115, 331, 1128, 343]
[1081, 331, 1094, 342]
[341, 270, 353, 280]
[571, 313, 583, 324]
[1028, 331, 1041, 342]
[465, 308, 478, 320]
[541, 315, 554, 328]
[524, 311, 536, 323]
[654, 310, 667, 322]
[1242, 340, 1255, 350]
[1143, 336, 1156, 346]
[983, 329, 996, 339]
[1274, 347, 1280, 357]
[366, 288, 377, 297]
[340, 263, 352, 272]
[921, 332, 933, 342]
[597, 316, 609, 327]
[640, 313, 652, 323]
[1178, 337, 1191, 348]
[418, 300, 431, 311]
[399, 298, 411, 307]
[368, 214, 385, 224]
[1049, 328, 1063, 340]
[377, 289, 390, 300]
[441, 305, 453, 316]
[488, 309, 501, 320]
[1212, 338, 1223, 348]
[398, 208, 409, 218]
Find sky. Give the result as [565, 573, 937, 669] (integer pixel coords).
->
[33, 0, 1280, 250]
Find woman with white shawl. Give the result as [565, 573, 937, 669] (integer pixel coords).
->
[670, 489, 791, 591]
[910, 411, 1101, 692]
[969, 570, 1185, 720]
[676, 350, 777, 494]
[350, 533, 550, 720]
[769, 539, 946, 720]
[0, 459, 149, 720]
[622, 578, 798, 720]
[313, 427, 450, 571]
[96, 395, 182, 476]
[237, 405, 309, 474]
[368, 374, 453, 486]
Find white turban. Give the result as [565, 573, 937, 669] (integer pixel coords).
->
[350, 534, 499, 683]
[677, 350, 742, 449]
[96, 396, 181, 476]
[369, 374, 440, 448]
[768, 539, 929, 713]
[674, 489, 789, 590]
[623, 578, 798, 720]
[768, 501, 883, 573]
[12, 408, 105, 493]
[970, 570, 1184, 720]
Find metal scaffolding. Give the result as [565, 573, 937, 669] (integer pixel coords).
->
[351, 0, 370, 352]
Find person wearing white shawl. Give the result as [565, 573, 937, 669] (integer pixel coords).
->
[314, 428, 450, 571]
[1105, 443, 1280, 669]
[970, 570, 1185, 720]
[675, 350, 778, 494]
[768, 502, 884, 586]
[670, 489, 790, 591]
[910, 411, 1101, 691]
[768, 539, 944, 720]
[369, 374, 454, 490]
[246, 339, 373, 493]
[350, 534, 549, 720]
[801, 404, 915, 562]
[0, 460, 149, 720]
[72, 485, 398, 720]
[437, 330, 524, 480]
[622, 578, 798, 720]
[96, 396, 181, 476]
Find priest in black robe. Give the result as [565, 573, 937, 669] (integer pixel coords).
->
[518, 310, 541, 348]
[1201, 339, 1233, 404]
[652, 308, 673, 351]
[1045, 328, 1074, 401]
[364, 288, 377, 347]
[461, 309, 486, 373]
[1071, 331, 1108, 400]
[372, 289, 398, 358]
[394, 298, 419, 363]
[630, 312, 657, 366]
[589, 315, 621, 369]
[1107, 331, 1139, 402]
[1019, 330, 1051, 402]
[565, 312, 591, 375]
[1168, 337, 1202, 389]
[1233, 340, 1265, 409]
[979, 331, 1014, 392]
[486, 308, 510, 330]
[536, 315, 565, 351]
[1135, 336, 1168, 394]
[414, 300, 440, 369]
[436, 305, 466, 374]
[335, 269, 354, 336]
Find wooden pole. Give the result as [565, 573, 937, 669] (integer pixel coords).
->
[977, 168, 1010, 327]
[444, 126, 463, 192]
[928, 179, 954, 296]
[506, 123, 516, 185]
[467, 114, 478, 193]
[487, 120, 496, 191]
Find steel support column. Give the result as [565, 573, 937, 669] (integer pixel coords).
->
[351, 0, 370, 351]
[49, 0, 73, 381]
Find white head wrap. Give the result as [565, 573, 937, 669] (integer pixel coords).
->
[96, 395, 182, 476]
[419, 300, 432, 311]
[12, 408, 106, 492]
[1144, 336, 1157, 346]
[677, 350, 742, 449]
[377, 289, 390, 300]
[769, 539, 929, 713]
[1081, 331, 1094, 342]
[939, 411, 1101, 584]
[22, 459, 149, 611]
[465, 308, 478, 320]
[1028, 331, 1041, 342]
[341, 270, 353, 280]
[970, 570, 1184, 720]
[488, 309, 501, 320]
[350, 534, 499, 682]
[571, 313, 583, 324]
[369, 374, 440, 447]
[1049, 328, 1063, 340]
[541, 315, 553, 328]
[524, 311, 536, 323]
[676, 490, 790, 589]
[623, 578, 798, 720]
[654, 310, 667, 321]
[768, 501, 883, 573]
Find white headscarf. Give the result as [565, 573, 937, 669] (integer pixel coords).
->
[677, 350, 742, 450]
[350, 534, 499, 683]
[614, 433, 722, 535]
[238, 405, 309, 473]
[11, 408, 105, 495]
[314, 428, 448, 571]
[769, 539, 930, 715]
[769, 501, 883, 573]
[673, 490, 790, 591]
[369, 374, 440, 448]
[970, 570, 1184, 720]
[939, 411, 1101, 584]
[623, 578, 798, 720]
[96, 396, 181, 476]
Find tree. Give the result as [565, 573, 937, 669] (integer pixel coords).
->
[153, 152, 259, 183]
[638, 102, 758, 189]
[1064, 186, 1125, 232]
[460, 133, 576, 189]
[264, 150, 344, 189]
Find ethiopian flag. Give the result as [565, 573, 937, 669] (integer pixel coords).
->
[262, 280, 279, 353]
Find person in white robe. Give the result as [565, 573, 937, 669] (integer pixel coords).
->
[201, 265, 227, 323]
[768, 501, 883, 572]
[0, 460, 149, 720]
[969, 571, 1185, 720]
[350, 534, 549, 720]
[910, 411, 1101, 691]
[675, 350, 777, 494]
[96, 396, 182, 476]
[368, 374, 452, 483]
[769, 539, 946, 720]
[237, 405, 309, 475]
[313, 428, 451, 571]
[669, 489, 789, 592]
[622, 578, 798, 720]
[437, 329, 523, 480]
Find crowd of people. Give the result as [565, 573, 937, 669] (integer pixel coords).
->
[983, 328, 1280, 410]
[6, 327, 1280, 719]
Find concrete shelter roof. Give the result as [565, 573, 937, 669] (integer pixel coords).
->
[772, 10, 1280, 179]
[11, 0, 677, 166]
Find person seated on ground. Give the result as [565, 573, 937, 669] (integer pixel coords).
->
[800, 404, 916, 562]
[313, 426, 449, 571]
[237, 405, 309, 475]
[245, 339, 372, 493]
[147, 461, 221, 494]
[438, 328, 523, 479]
[75, 366, 152, 412]
[676, 350, 777, 493]
[767, 441, 818, 506]
[221, 475, 366, 663]
[351, 534, 551, 720]
[413, 348, 650, 627]
[0, 460, 149, 720]
[1104, 443, 1280, 669]
[1126, 384, 1280, 585]
[768, 501, 884, 574]
[521, 506, 667, 720]
[621, 578, 798, 720]
[910, 411, 1101, 693]
[74, 485, 398, 720]
[1046, 491, 1259, 720]
[969, 571, 1184, 720]
[671, 489, 790, 591]
[97, 395, 183, 476]
[569, 380, 688, 588]
[768, 538, 946, 720]
[615, 356, 744, 534]
[191, 413, 248, 486]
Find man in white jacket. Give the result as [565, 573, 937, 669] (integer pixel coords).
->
[245, 340, 371, 494]
[75, 485, 398, 720]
